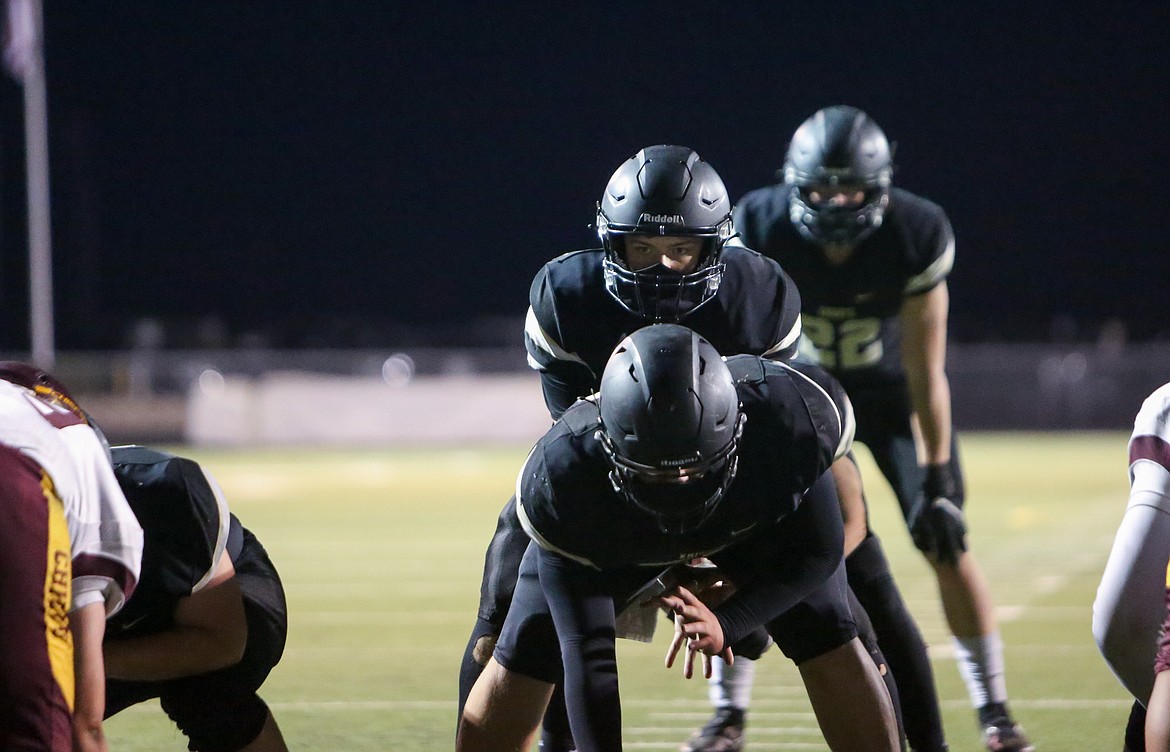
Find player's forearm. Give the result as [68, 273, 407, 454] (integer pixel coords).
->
[70, 602, 109, 752]
[539, 549, 623, 751]
[1093, 472, 1170, 702]
[560, 648, 622, 752]
[714, 545, 840, 646]
[104, 623, 247, 681]
[714, 471, 843, 644]
[900, 284, 952, 464]
[831, 455, 868, 556]
[906, 370, 953, 465]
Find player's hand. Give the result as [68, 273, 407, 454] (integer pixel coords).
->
[675, 561, 737, 608]
[909, 463, 968, 566]
[659, 586, 733, 679]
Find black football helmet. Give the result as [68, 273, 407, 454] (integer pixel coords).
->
[598, 145, 734, 322]
[783, 105, 893, 246]
[597, 324, 746, 534]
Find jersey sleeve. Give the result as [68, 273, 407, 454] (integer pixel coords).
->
[903, 207, 955, 296]
[515, 404, 612, 569]
[524, 264, 590, 374]
[1130, 383, 1170, 485]
[59, 424, 143, 616]
[763, 261, 803, 360]
[524, 263, 599, 418]
[516, 444, 602, 569]
[188, 464, 233, 593]
[111, 446, 232, 598]
[1092, 383, 1170, 703]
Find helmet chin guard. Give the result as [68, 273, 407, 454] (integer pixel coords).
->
[601, 258, 724, 322]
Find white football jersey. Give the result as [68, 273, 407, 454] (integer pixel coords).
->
[0, 380, 143, 616]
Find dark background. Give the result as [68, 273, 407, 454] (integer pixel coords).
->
[2, 2, 1168, 351]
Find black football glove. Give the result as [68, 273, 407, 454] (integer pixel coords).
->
[908, 463, 968, 565]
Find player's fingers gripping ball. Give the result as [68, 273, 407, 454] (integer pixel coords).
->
[909, 463, 968, 566]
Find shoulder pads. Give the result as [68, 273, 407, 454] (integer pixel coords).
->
[726, 354, 767, 385]
[560, 398, 602, 437]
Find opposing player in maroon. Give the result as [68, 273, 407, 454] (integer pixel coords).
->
[0, 364, 143, 752]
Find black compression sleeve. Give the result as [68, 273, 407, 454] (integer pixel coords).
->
[710, 470, 845, 647]
[537, 548, 623, 752]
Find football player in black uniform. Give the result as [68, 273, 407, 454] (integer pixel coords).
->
[458, 145, 803, 727]
[102, 446, 289, 752]
[458, 325, 901, 752]
[460, 144, 940, 751]
[700, 105, 1030, 752]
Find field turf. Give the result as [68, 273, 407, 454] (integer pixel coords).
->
[104, 432, 1137, 751]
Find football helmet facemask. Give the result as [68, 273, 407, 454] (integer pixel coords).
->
[0, 361, 85, 419]
[598, 324, 746, 534]
[598, 145, 734, 322]
[783, 105, 893, 247]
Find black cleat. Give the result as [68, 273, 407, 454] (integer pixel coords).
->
[978, 703, 1034, 752]
[681, 707, 746, 752]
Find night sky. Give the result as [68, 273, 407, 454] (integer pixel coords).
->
[1, 2, 1168, 351]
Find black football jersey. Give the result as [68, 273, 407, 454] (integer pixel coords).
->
[523, 246, 803, 417]
[106, 446, 238, 639]
[516, 357, 854, 570]
[734, 186, 954, 389]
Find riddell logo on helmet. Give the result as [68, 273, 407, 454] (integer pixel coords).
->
[639, 213, 685, 225]
[659, 454, 701, 467]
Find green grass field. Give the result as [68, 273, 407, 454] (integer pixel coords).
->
[103, 433, 1137, 751]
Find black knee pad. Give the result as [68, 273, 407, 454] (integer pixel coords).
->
[160, 691, 268, 752]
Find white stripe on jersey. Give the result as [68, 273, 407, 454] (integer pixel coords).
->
[192, 467, 233, 593]
[514, 443, 600, 569]
[1132, 382, 1170, 446]
[524, 305, 589, 372]
[904, 232, 955, 295]
[762, 315, 803, 359]
[774, 362, 855, 460]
